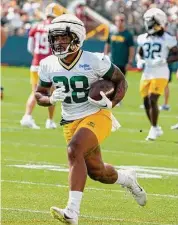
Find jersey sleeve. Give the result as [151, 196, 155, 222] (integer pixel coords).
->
[38, 60, 52, 88]
[166, 35, 177, 49]
[92, 53, 114, 79]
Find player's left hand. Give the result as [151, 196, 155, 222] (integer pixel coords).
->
[49, 86, 67, 105]
[88, 91, 113, 109]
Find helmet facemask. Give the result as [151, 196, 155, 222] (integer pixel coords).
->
[48, 27, 80, 59]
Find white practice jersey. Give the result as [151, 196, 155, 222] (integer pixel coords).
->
[137, 32, 177, 80]
[38, 50, 114, 121]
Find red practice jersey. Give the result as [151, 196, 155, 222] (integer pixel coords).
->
[28, 19, 52, 71]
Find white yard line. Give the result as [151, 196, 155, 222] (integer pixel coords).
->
[1, 207, 177, 225]
[2, 103, 177, 118]
[2, 141, 178, 160]
[2, 179, 178, 199]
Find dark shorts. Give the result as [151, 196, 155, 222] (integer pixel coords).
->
[117, 66, 126, 75]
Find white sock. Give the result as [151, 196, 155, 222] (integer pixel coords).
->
[67, 191, 83, 214]
[115, 170, 128, 185]
[24, 114, 32, 120]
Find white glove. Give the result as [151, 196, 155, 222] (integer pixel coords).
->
[88, 91, 112, 109]
[49, 86, 67, 105]
[137, 59, 145, 69]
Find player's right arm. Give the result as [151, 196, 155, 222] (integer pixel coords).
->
[35, 59, 54, 106]
[108, 64, 128, 107]
[90, 53, 128, 108]
[27, 25, 36, 55]
[165, 34, 178, 64]
[27, 37, 34, 55]
[167, 46, 178, 64]
[136, 46, 144, 60]
[35, 85, 52, 107]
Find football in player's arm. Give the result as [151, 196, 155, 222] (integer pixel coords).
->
[35, 63, 127, 108]
[35, 14, 147, 225]
[136, 8, 178, 141]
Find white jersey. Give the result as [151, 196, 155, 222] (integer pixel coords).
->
[137, 32, 177, 80]
[38, 50, 113, 121]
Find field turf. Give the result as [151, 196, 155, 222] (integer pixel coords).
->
[1, 66, 178, 225]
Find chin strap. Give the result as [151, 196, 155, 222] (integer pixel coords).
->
[55, 45, 80, 59]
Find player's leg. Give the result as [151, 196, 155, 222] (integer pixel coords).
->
[160, 66, 172, 111]
[140, 79, 151, 121]
[46, 86, 57, 129]
[86, 146, 117, 183]
[20, 71, 40, 129]
[25, 83, 37, 115]
[143, 96, 151, 122]
[145, 93, 161, 140]
[163, 84, 170, 107]
[85, 145, 147, 206]
[50, 126, 99, 224]
[146, 79, 168, 140]
[50, 110, 111, 223]
[148, 93, 160, 127]
[50, 110, 146, 224]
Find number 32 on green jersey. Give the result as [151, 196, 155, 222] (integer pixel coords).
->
[53, 76, 89, 104]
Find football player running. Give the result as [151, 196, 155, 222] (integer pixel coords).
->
[136, 8, 178, 141]
[20, 3, 64, 129]
[35, 14, 147, 224]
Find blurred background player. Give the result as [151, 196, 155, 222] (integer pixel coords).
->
[20, 3, 64, 129]
[104, 13, 135, 106]
[104, 13, 135, 76]
[136, 8, 178, 141]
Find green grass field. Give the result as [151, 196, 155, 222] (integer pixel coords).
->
[1, 66, 178, 225]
